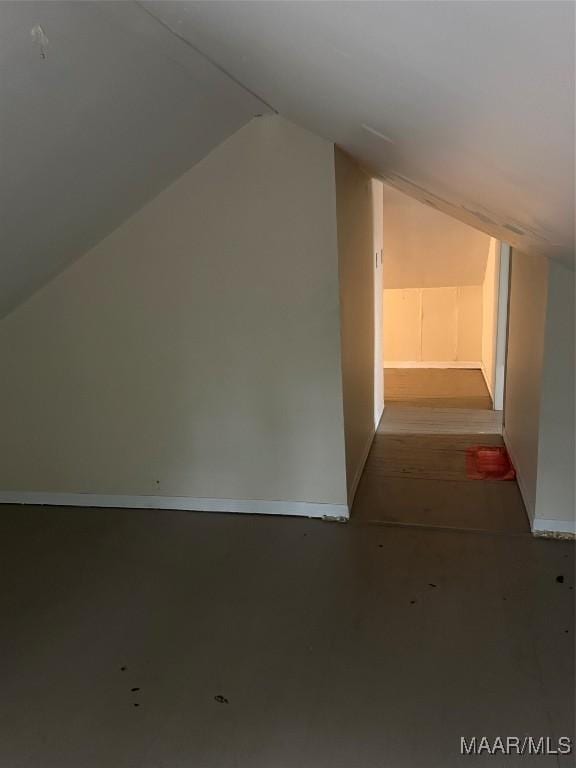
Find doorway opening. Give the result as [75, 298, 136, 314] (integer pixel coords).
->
[352, 183, 527, 534]
[378, 185, 509, 434]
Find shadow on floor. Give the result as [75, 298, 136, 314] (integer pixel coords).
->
[352, 432, 529, 534]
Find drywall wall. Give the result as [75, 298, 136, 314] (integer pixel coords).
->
[493, 244, 511, 411]
[372, 180, 384, 426]
[0, 115, 349, 515]
[503, 250, 549, 522]
[383, 286, 483, 365]
[534, 260, 575, 533]
[481, 238, 501, 399]
[382, 186, 491, 289]
[335, 148, 375, 505]
[0, 2, 270, 318]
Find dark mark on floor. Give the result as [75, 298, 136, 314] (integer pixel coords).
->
[428, 583, 438, 588]
[410, 600, 416, 605]
[214, 695, 229, 704]
[131, 687, 140, 692]
[133, 703, 140, 707]
[120, 666, 127, 671]
[556, 575, 564, 584]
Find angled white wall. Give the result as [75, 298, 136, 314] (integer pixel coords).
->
[0, 116, 349, 518]
[0, 1, 270, 318]
[382, 185, 491, 289]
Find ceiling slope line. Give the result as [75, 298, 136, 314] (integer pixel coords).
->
[135, 1, 278, 115]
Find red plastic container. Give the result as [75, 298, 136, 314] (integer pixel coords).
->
[466, 446, 516, 480]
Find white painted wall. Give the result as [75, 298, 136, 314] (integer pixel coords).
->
[493, 243, 511, 411]
[382, 185, 491, 289]
[533, 261, 575, 534]
[481, 238, 501, 400]
[335, 148, 375, 506]
[0, 2, 270, 319]
[0, 116, 349, 517]
[372, 180, 384, 426]
[383, 286, 483, 365]
[503, 250, 549, 522]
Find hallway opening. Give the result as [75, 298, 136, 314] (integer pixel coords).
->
[379, 185, 509, 432]
[352, 183, 526, 533]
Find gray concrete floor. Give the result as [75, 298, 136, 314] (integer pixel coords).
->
[0, 504, 574, 767]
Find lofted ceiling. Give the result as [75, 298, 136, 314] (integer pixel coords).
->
[0, 1, 270, 318]
[2, 2, 573, 318]
[146, 0, 575, 265]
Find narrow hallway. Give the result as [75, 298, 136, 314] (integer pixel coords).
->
[352, 428, 528, 534]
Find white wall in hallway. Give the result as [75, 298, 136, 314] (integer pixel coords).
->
[481, 238, 500, 399]
[534, 260, 575, 533]
[372, 180, 384, 427]
[383, 285, 483, 365]
[0, 116, 349, 514]
[504, 250, 575, 533]
[503, 250, 549, 523]
[335, 148, 376, 506]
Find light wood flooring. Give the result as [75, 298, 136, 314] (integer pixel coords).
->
[378, 406, 503, 435]
[384, 368, 493, 410]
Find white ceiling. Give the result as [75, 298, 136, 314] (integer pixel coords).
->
[146, 0, 575, 265]
[383, 185, 491, 290]
[0, 2, 269, 317]
[2, 1, 573, 317]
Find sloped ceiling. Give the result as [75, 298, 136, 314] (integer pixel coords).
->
[0, 1, 270, 317]
[146, 0, 575, 265]
[2, 2, 573, 319]
[383, 185, 491, 290]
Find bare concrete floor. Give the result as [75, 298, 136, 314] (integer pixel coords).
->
[0, 504, 574, 767]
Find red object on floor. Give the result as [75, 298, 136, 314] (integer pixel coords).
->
[466, 446, 516, 480]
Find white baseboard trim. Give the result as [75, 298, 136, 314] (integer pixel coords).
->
[0, 492, 349, 521]
[532, 518, 576, 536]
[347, 427, 376, 508]
[384, 361, 482, 369]
[502, 428, 534, 527]
[502, 430, 575, 536]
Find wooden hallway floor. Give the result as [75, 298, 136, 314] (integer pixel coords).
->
[384, 368, 493, 410]
[352, 431, 529, 534]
